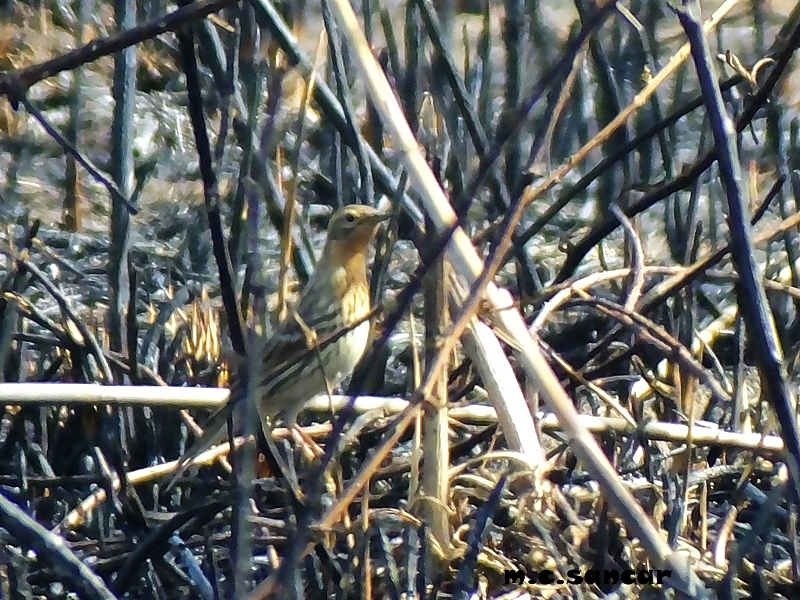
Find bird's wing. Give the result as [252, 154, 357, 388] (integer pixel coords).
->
[165, 282, 341, 491]
[256, 277, 347, 388]
[164, 278, 350, 491]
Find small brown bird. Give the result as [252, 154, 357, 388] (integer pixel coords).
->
[169, 204, 390, 483]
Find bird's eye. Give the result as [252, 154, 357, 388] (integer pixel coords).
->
[344, 213, 356, 224]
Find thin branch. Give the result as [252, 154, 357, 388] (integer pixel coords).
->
[0, 0, 239, 98]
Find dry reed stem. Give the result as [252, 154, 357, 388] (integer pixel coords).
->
[326, 0, 711, 592]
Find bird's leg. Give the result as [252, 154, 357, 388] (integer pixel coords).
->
[290, 424, 325, 459]
[292, 310, 318, 348]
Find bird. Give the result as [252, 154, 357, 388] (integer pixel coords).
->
[167, 204, 391, 486]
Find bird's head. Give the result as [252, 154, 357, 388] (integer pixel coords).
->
[323, 204, 391, 258]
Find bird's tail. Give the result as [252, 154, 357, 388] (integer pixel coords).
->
[163, 391, 242, 493]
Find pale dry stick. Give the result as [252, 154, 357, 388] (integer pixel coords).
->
[309, 396, 486, 418]
[326, 0, 706, 593]
[279, 29, 328, 320]
[629, 303, 738, 403]
[764, 279, 800, 300]
[419, 251, 451, 547]
[180, 410, 205, 440]
[609, 203, 645, 311]
[310, 398, 781, 454]
[690, 304, 739, 358]
[0, 383, 784, 456]
[547, 413, 783, 454]
[313, 397, 786, 454]
[352, 506, 424, 528]
[55, 438, 248, 534]
[360, 493, 371, 600]
[275, 147, 291, 321]
[177, 399, 229, 458]
[0, 380, 228, 470]
[462, 317, 544, 467]
[313, 399, 784, 455]
[699, 480, 709, 551]
[450, 473, 507, 496]
[776, 258, 800, 286]
[407, 312, 422, 505]
[0, 382, 229, 405]
[56, 425, 335, 536]
[533, 41, 589, 170]
[0, 383, 399, 413]
[51, 400, 783, 541]
[713, 504, 739, 568]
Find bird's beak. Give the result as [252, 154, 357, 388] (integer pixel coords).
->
[367, 211, 393, 226]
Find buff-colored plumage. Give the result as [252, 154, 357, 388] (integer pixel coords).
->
[168, 205, 389, 484]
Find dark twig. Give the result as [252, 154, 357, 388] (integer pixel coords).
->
[62, 0, 90, 232]
[673, 0, 800, 504]
[322, 0, 374, 207]
[460, 1, 617, 206]
[0, 0, 238, 98]
[557, 10, 800, 282]
[108, 0, 137, 373]
[192, 9, 317, 280]
[0, 491, 116, 600]
[572, 296, 731, 408]
[638, 176, 786, 314]
[17, 258, 113, 382]
[14, 93, 137, 216]
[413, 0, 536, 286]
[174, 12, 246, 357]
[113, 500, 226, 595]
[507, 73, 743, 255]
[452, 476, 508, 596]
